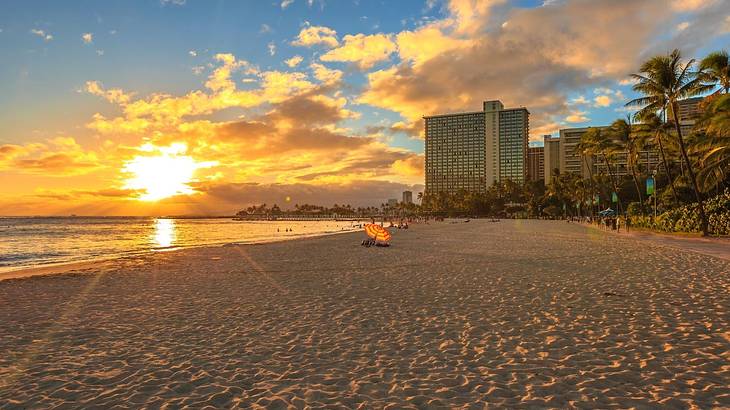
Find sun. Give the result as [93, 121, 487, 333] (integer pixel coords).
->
[122, 143, 215, 201]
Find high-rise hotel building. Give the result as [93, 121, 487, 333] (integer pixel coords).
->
[527, 146, 545, 183]
[424, 100, 529, 193]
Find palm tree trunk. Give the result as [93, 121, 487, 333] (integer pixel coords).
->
[670, 101, 709, 236]
[631, 168, 644, 211]
[602, 154, 623, 214]
[628, 149, 645, 212]
[655, 133, 679, 205]
[582, 155, 596, 216]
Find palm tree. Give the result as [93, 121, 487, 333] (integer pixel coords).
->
[572, 177, 590, 216]
[627, 49, 712, 235]
[583, 127, 623, 214]
[694, 93, 730, 192]
[574, 138, 597, 215]
[634, 112, 680, 204]
[699, 50, 730, 94]
[609, 117, 645, 210]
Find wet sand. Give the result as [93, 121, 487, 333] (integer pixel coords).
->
[0, 219, 728, 408]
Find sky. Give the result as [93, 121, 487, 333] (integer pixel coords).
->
[0, 0, 729, 215]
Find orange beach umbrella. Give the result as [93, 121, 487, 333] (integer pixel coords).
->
[364, 224, 391, 242]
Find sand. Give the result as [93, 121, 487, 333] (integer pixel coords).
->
[0, 219, 728, 408]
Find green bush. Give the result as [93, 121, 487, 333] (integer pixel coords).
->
[630, 189, 730, 235]
[626, 202, 644, 217]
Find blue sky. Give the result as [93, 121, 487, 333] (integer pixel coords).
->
[0, 0, 728, 214]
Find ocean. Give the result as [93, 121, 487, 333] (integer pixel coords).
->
[0, 217, 362, 272]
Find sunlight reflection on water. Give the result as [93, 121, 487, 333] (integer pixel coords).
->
[153, 218, 176, 249]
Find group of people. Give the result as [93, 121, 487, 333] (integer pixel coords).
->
[578, 216, 630, 233]
[389, 220, 409, 229]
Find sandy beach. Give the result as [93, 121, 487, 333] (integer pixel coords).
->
[1, 219, 728, 408]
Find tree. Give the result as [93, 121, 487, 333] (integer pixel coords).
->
[634, 112, 680, 204]
[627, 49, 712, 236]
[582, 127, 623, 214]
[609, 117, 645, 211]
[694, 94, 730, 192]
[699, 50, 730, 94]
[574, 138, 597, 215]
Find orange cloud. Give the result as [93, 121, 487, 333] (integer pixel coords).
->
[292, 25, 339, 48]
[396, 23, 473, 67]
[0, 137, 102, 176]
[310, 62, 343, 85]
[448, 0, 505, 35]
[285, 55, 304, 67]
[565, 111, 589, 123]
[391, 154, 424, 177]
[85, 54, 316, 134]
[320, 33, 397, 69]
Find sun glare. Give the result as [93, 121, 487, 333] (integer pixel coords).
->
[152, 218, 176, 248]
[123, 144, 215, 201]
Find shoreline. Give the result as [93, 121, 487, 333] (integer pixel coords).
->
[6, 218, 730, 282]
[0, 227, 363, 282]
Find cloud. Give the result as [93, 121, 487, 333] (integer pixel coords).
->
[310, 63, 343, 85]
[395, 23, 474, 67]
[30, 29, 53, 41]
[84, 54, 326, 135]
[448, 0, 507, 35]
[268, 41, 276, 56]
[85, 80, 134, 104]
[0, 137, 102, 175]
[591, 87, 624, 107]
[391, 154, 424, 177]
[569, 96, 588, 105]
[320, 33, 397, 69]
[161, 0, 186, 5]
[260, 24, 273, 34]
[189, 50, 197, 57]
[82, 32, 93, 44]
[292, 25, 339, 48]
[593, 95, 612, 107]
[566, 111, 589, 123]
[671, 0, 718, 11]
[665, 2, 730, 52]
[285, 55, 304, 67]
[618, 77, 638, 86]
[531, 121, 562, 137]
[281, 0, 295, 9]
